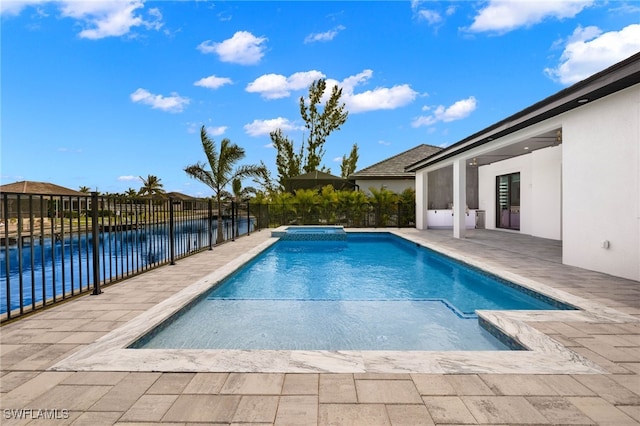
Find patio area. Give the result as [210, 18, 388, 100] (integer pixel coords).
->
[1, 228, 639, 425]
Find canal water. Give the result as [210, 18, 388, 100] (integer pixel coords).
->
[1, 218, 253, 314]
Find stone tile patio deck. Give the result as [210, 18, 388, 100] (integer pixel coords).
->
[1, 228, 638, 425]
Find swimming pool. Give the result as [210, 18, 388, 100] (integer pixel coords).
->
[132, 233, 574, 351]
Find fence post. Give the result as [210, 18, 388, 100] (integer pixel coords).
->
[169, 198, 176, 265]
[231, 201, 236, 242]
[91, 192, 102, 295]
[257, 204, 262, 231]
[397, 202, 401, 228]
[208, 199, 213, 250]
[246, 201, 251, 236]
[2, 193, 10, 319]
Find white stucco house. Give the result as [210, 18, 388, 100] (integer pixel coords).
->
[406, 52, 640, 282]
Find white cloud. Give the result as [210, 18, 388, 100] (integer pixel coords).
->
[468, 0, 593, 34]
[246, 70, 325, 99]
[118, 175, 139, 181]
[247, 69, 417, 113]
[194, 75, 232, 89]
[244, 117, 301, 137]
[332, 156, 343, 163]
[545, 24, 640, 85]
[198, 31, 267, 65]
[130, 88, 189, 113]
[417, 9, 442, 25]
[59, 0, 162, 39]
[186, 122, 226, 135]
[0, 0, 49, 16]
[1, 0, 163, 38]
[347, 84, 418, 113]
[412, 1, 454, 27]
[328, 70, 418, 113]
[412, 96, 477, 127]
[304, 25, 345, 43]
[205, 126, 227, 136]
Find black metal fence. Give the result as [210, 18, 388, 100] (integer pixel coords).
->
[1, 192, 254, 322]
[1, 192, 415, 322]
[252, 201, 415, 229]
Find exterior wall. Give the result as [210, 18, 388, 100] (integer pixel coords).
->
[415, 172, 428, 229]
[479, 155, 531, 234]
[562, 86, 640, 281]
[414, 82, 639, 281]
[531, 146, 562, 239]
[355, 179, 414, 195]
[478, 145, 562, 239]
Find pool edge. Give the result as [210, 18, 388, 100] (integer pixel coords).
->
[48, 228, 636, 375]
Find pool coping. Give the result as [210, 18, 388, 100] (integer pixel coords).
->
[50, 228, 638, 374]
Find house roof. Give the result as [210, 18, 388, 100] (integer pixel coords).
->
[289, 170, 341, 181]
[349, 144, 442, 179]
[286, 170, 355, 191]
[0, 180, 86, 196]
[166, 191, 198, 201]
[406, 51, 640, 172]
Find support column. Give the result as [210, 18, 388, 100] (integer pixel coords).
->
[453, 159, 467, 239]
[415, 170, 428, 230]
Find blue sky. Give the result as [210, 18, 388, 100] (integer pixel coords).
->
[2, 1, 639, 197]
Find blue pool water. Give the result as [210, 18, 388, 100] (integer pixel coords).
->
[134, 233, 573, 351]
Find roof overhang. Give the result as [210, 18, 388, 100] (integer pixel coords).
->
[406, 52, 640, 172]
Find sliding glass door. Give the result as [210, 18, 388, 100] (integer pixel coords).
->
[496, 173, 520, 230]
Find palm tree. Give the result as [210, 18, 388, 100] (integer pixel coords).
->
[368, 186, 398, 227]
[231, 177, 257, 202]
[138, 175, 165, 197]
[293, 188, 318, 224]
[78, 186, 91, 193]
[124, 188, 138, 199]
[184, 125, 266, 244]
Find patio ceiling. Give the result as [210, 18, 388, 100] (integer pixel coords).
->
[467, 128, 562, 167]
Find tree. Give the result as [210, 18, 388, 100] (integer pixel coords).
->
[78, 186, 90, 193]
[340, 143, 359, 178]
[231, 177, 257, 201]
[299, 79, 349, 173]
[337, 189, 368, 226]
[184, 125, 266, 244]
[318, 185, 338, 223]
[293, 188, 317, 224]
[270, 129, 301, 190]
[252, 161, 279, 197]
[369, 186, 398, 226]
[271, 79, 349, 189]
[138, 175, 165, 197]
[124, 188, 138, 198]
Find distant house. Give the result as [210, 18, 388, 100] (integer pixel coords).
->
[0, 180, 87, 218]
[0, 180, 85, 197]
[166, 191, 200, 210]
[349, 144, 442, 195]
[407, 52, 640, 281]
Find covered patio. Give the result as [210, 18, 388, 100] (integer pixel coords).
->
[407, 52, 640, 281]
